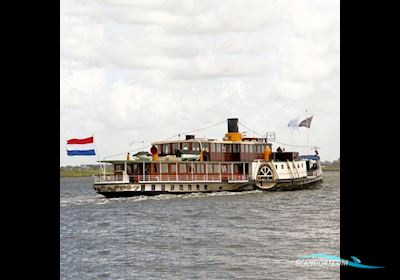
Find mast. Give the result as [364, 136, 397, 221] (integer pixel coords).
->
[305, 109, 310, 155]
[92, 133, 103, 176]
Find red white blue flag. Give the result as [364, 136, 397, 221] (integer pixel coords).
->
[66, 136, 96, 156]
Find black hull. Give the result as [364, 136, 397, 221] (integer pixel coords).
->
[96, 178, 322, 197]
[98, 190, 238, 198]
[265, 178, 323, 191]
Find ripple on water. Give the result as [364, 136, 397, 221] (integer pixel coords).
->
[60, 172, 340, 280]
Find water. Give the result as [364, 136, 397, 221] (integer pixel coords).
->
[61, 171, 339, 280]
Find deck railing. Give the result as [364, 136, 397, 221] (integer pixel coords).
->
[94, 174, 250, 183]
[94, 174, 129, 183]
[139, 174, 250, 182]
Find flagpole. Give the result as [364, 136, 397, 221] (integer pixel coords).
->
[92, 134, 103, 176]
[307, 127, 309, 155]
[306, 110, 309, 155]
[291, 130, 293, 152]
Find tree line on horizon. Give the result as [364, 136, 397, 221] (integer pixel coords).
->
[320, 157, 340, 167]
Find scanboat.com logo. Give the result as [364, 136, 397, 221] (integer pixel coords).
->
[296, 254, 384, 269]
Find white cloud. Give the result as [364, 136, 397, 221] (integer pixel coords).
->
[60, 0, 340, 165]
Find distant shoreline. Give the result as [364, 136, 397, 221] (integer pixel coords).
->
[321, 166, 340, 171]
[60, 170, 101, 177]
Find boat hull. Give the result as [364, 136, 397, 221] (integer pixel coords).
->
[94, 182, 255, 197]
[93, 176, 322, 197]
[256, 175, 323, 191]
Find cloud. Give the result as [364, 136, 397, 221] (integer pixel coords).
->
[60, 0, 340, 165]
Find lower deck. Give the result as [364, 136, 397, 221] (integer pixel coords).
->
[94, 181, 254, 196]
[94, 158, 322, 197]
[94, 175, 323, 197]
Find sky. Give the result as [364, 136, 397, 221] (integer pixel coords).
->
[60, 0, 340, 166]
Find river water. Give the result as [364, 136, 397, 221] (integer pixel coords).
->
[60, 171, 339, 279]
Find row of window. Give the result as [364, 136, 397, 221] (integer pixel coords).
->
[143, 184, 210, 191]
[160, 142, 206, 154]
[275, 163, 304, 169]
[124, 163, 243, 174]
[157, 143, 269, 154]
[160, 163, 240, 174]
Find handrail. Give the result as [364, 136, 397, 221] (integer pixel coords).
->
[94, 174, 250, 183]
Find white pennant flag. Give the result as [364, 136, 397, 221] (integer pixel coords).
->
[288, 116, 300, 130]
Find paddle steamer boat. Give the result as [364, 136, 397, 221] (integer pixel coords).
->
[93, 118, 322, 197]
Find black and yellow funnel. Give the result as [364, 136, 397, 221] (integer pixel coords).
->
[224, 118, 243, 141]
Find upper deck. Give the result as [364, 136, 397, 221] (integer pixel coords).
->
[149, 118, 277, 162]
[152, 138, 272, 162]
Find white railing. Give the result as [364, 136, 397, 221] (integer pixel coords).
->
[94, 174, 129, 183]
[307, 170, 320, 177]
[95, 174, 250, 183]
[138, 174, 250, 182]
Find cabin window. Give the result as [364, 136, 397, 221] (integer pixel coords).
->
[221, 165, 227, 173]
[249, 145, 253, 153]
[170, 164, 177, 173]
[240, 144, 244, 152]
[226, 144, 232, 153]
[244, 145, 249, 153]
[210, 143, 215, 152]
[188, 185, 192, 191]
[179, 164, 187, 173]
[161, 184, 165, 191]
[162, 144, 170, 154]
[179, 185, 183, 191]
[182, 143, 189, 151]
[170, 185, 174, 190]
[161, 163, 168, 173]
[281, 164, 284, 169]
[115, 164, 124, 171]
[172, 143, 179, 153]
[151, 184, 156, 191]
[192, 142, 200, 151]
[133, 164, 140, 174]
[297, 164, 300, 168]
[203, 143, 209, 152]
[275, 165, 278, 169]
[127, 164, 133, 174]
[196, 184, 200, 190]
[188, 163, 193, 173]
[207, 164, 213, 173]
[222, 144, 226, 153]
[301, 163, 303, 168]
[232, 144, 239, 153]
[141, 185, 145, 191]
[197, 164, 204, 173]
[213, 164, 221, 173]
[216, 144, 222, 152]
[204, 185, 208, 190]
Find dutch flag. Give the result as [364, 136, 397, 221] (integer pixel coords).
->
[66, 136, 96, 156]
